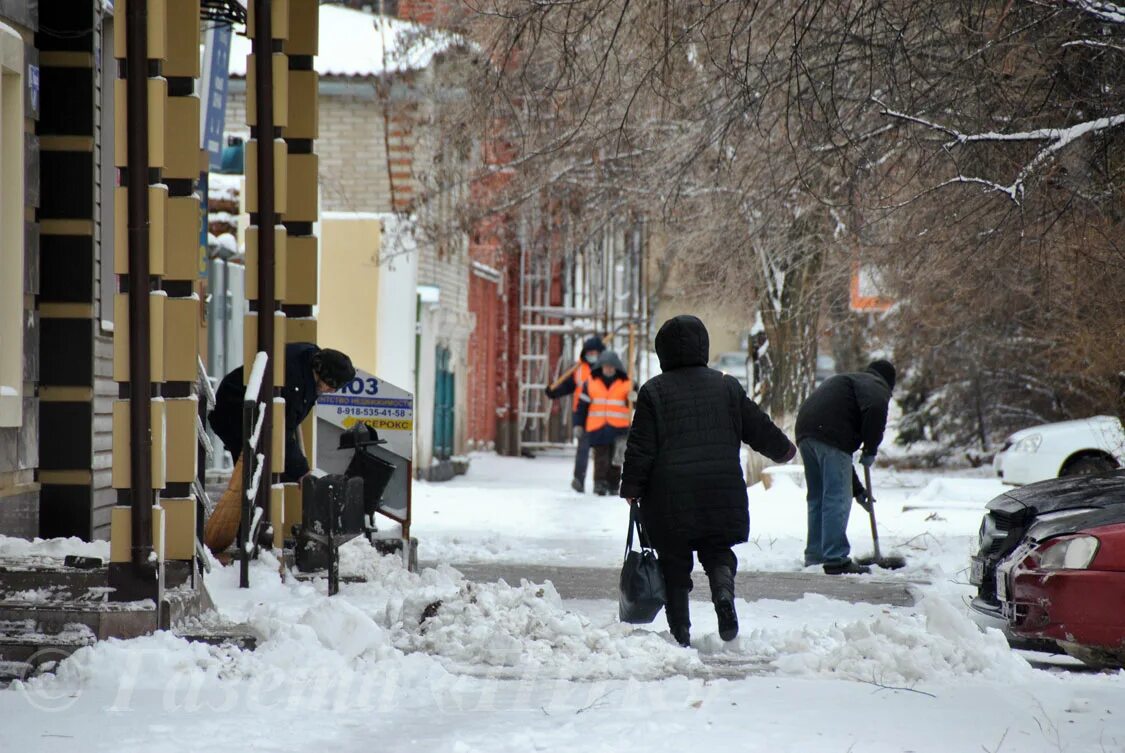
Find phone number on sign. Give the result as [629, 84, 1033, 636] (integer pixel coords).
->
[336, 406, 411, 419]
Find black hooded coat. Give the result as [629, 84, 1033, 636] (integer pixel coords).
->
[619, 316, 796, 550]
[794, 361, 895, 457]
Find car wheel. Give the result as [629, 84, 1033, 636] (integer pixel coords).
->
[1061, 455, 1117, 477]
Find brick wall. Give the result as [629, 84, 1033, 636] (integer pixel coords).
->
[467, 270, 499, 446]
[227, 85, 395, 213]
[398, 0, 453, 26]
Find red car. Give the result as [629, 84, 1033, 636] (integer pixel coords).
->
[971, 472, 1125, 668]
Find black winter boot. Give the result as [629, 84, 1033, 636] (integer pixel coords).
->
[823, 559, 871, 575]
[665, 589, 691, 647]
[708, 565, 738, 642]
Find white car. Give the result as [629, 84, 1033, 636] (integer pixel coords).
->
[994, 416, 1124, 485]
[710, 352, 750, 390]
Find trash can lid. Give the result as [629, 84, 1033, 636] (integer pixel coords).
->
[338, 423, 388, 450]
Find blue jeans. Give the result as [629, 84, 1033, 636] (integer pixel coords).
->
[799, 438, 853, 566]
[573, 428, 591, 482]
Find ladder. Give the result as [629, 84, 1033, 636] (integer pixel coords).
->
[517, 212, 649, 452]
[517, 216, 558, 449]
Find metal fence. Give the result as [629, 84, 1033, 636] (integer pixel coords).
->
[239, 351, 270, 588]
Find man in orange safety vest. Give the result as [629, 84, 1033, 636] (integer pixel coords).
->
[545, 336, 606, 492]
[580, 350, 632, 495]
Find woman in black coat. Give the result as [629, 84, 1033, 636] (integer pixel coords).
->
[620, 315, 796, 646]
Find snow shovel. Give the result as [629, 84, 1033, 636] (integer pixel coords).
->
[855, 466, 907, 570]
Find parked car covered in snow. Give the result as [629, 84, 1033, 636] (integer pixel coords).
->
[993, 416, 1124, 485]
[969, 471, 1125, 668]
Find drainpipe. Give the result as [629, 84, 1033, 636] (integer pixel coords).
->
[253, 0, 275, 507]
[126, 0, 154, 570]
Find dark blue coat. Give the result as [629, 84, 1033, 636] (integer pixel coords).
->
[209, 342, 321, 481]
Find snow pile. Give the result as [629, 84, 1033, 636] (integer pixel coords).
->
[710, 595, 1035, 685]
[902, 478, 1005, 511]
[392, 578, 701, 680]
[206, 173, 242, 201]
[5, 588, 56, 603]
[22, 591, 412, 709]
[209, 232, 238, 256]
[0, 534, 110, 560]
[41, 631, 240, 692]
[8, 527, 1038, 707]
[298, 598, 390, 661]
[17, 546, 699, 709]
[342, 541, 703, 680]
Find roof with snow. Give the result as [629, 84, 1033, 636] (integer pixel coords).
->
[228, 5, 458, 79]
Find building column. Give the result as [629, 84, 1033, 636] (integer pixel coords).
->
[36, 5, 97, 540]
[281, 0, 319, 536]
[158, 0, 204, 577]
[243, 0, 289, 547]
[109, 0, 202, 599]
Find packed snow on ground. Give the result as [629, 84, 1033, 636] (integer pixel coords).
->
[2, 454, 1123, 752]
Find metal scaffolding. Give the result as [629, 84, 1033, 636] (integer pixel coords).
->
[518, 211, 648, 451]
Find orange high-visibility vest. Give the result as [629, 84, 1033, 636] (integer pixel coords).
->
[572, 362, 593, 414]
[585, 377, 632, 432]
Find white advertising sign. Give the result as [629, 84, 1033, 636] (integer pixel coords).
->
[316, 368, 414, 461]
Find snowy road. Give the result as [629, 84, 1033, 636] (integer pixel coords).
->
[3, 451, 1123, 753]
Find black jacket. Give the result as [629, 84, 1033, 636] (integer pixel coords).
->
[209, 342, 322, 481]
[795, 368, 892, 456]
[620, 316, 796, 550]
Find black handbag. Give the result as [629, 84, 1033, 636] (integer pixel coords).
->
[618, 504, 667, 624]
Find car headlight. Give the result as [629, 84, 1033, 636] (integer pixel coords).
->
[978, 514, 996, 550]
[1036, 535, 1099, 570]
[1010, 434, 1042, 453]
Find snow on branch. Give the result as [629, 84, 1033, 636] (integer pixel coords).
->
[873, 98, 1125, 203]
[1063, 0, 1125, 24]
[1062, 39, 1125, 53]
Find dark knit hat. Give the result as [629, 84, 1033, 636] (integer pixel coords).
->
[867, 359, 896, 391]
[582, 336, 607, 355]
[313, 348, 356, 389]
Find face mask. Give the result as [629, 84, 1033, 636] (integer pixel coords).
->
[585, 353, 598, 364]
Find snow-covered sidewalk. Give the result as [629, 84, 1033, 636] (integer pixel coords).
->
[413, 451, 1000, 582]
[2, 453, 1122, 752]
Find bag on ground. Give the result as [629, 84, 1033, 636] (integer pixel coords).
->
[618, 504, 666, 624]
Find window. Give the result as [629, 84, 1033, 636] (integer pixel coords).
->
[0, 22, 25, 427]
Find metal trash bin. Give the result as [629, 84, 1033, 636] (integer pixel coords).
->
[292, 423, 400, 595]
[340, 424, 395, 515]
[295, 474, 365, 594]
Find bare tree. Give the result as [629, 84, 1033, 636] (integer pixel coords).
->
[419, 0, 1125, 432]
